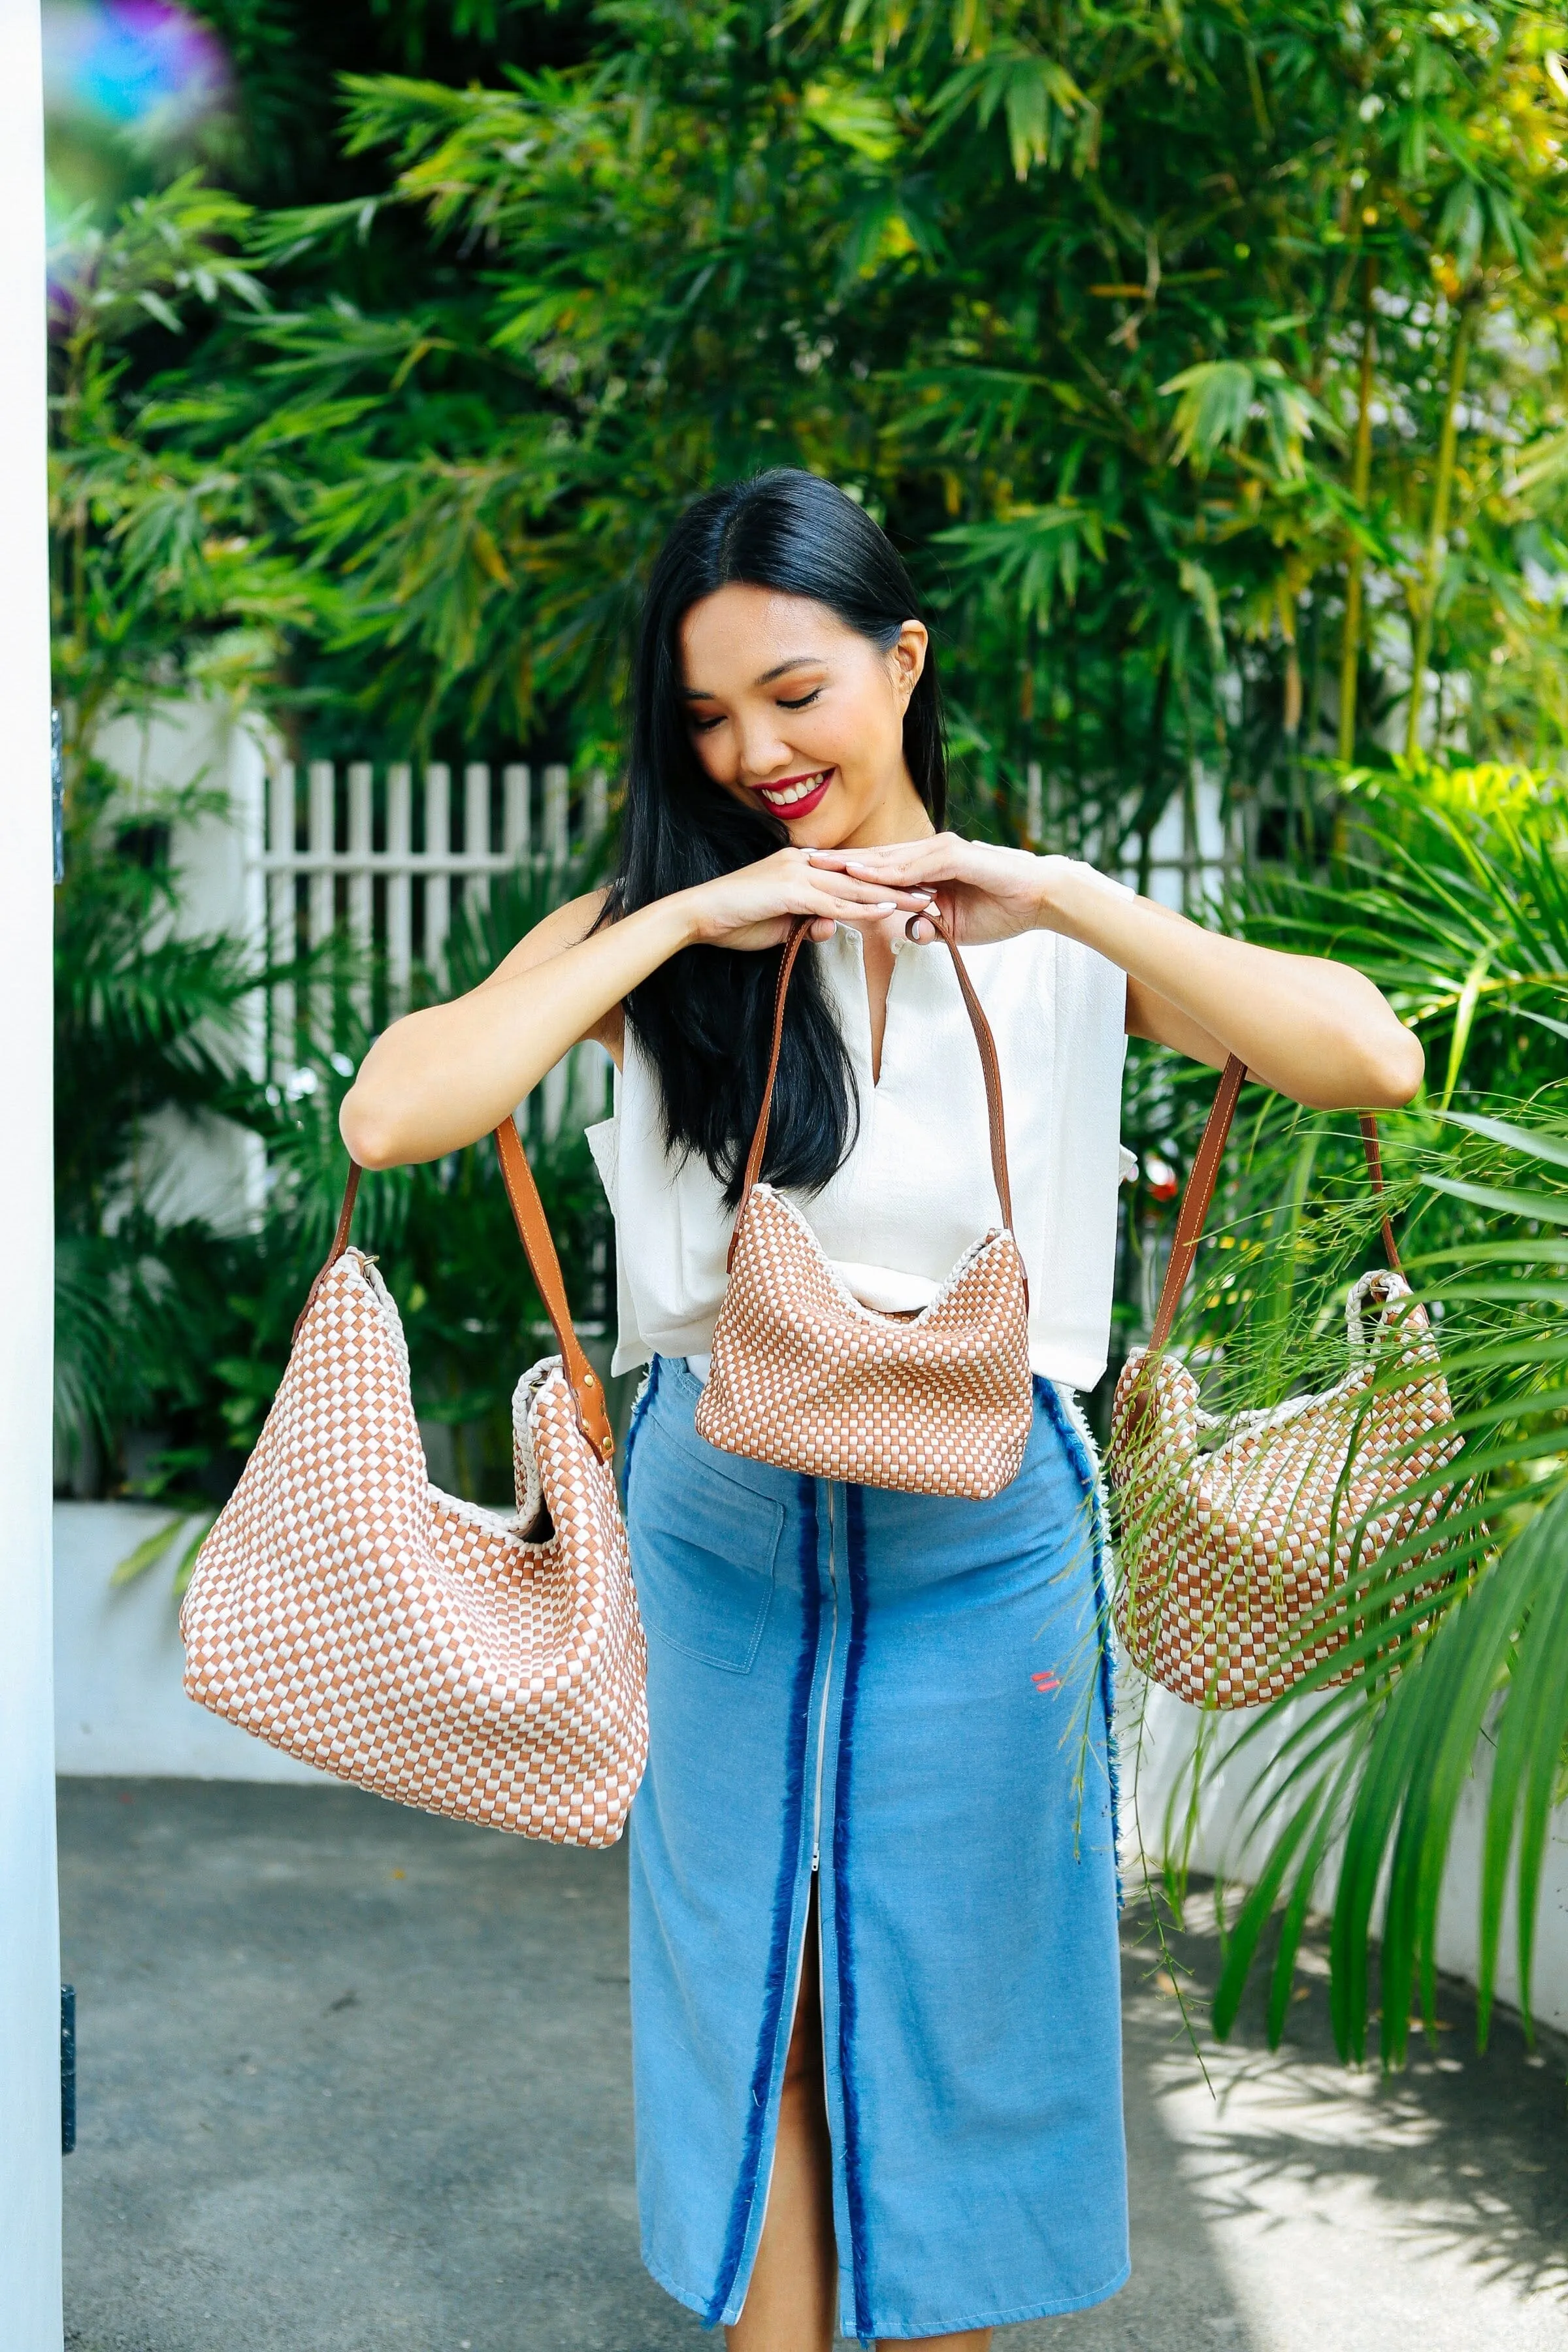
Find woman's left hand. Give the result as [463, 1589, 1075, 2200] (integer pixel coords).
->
[806, 835, 1058, 947]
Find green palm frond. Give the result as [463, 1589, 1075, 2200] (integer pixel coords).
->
[1171, 774, 1568, 2063]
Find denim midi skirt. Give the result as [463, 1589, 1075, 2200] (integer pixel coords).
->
[623, 1354, 1129, 2344]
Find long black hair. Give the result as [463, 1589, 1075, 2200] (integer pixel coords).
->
[602, 468, 947, 1206]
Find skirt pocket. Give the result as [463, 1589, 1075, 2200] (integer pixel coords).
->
[629, 1418, 785, 1674]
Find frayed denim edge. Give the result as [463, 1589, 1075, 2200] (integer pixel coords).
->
[1036, 1378, 1124, 1914]
[708, 1475, 821, 2327]
[834, 1483, 875, 2346]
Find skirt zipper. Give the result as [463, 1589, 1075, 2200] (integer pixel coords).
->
[811, 1483, 839, 1874]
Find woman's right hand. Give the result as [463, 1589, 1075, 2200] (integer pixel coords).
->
[681, 846, 932, 953]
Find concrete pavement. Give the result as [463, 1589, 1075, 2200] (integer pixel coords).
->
[58, 1779, 1568, 2351]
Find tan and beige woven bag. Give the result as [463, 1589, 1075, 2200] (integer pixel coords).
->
[695, 909, 1033, 1498]
[180, 1118, 647, 1845]
[1107, 1056, 1464, 1709]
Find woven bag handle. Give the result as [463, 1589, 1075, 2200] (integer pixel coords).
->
[728, 907, 1017, 1272]
[1146, 1056, 1404, 1355]
[301, 1120, 615, 1464]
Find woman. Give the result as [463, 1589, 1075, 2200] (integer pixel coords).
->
[341, 470, 1422, 2351]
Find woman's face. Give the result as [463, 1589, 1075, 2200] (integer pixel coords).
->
[678, 584, 931, 850]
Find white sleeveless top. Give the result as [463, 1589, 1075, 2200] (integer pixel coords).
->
[586, 900, 1134, 1393]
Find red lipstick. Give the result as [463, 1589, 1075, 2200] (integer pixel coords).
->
[749, 768, 834, 821]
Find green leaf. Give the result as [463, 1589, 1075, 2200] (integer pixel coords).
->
[1436, 948, 1494, 1109]
[1440, 1111, 1568, 1171]
[1161, 361, 1256, 468]
[1422, 1175, 1568, 1224]
[110, 1515, 186, 1587]
[924, 49, 1085, 180]
[134, 290, 185, 336]
[171, 1515, 217, 1601]
[802, 74, 902, 163]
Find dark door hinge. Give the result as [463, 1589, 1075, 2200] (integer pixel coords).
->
[61, 1983, 76, 2155]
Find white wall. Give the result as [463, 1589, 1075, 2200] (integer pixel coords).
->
[0, 5, 63, 2342]
[54, 1505, 326, 1782]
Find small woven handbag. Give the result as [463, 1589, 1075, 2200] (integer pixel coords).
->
[694, 909, 1033, 1499]
[180, 1118, 647, 1845]
[1107, 1056, 1463, 1708]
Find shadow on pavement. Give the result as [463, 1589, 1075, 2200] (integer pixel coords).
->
[1057, 1878, 1568, 2352]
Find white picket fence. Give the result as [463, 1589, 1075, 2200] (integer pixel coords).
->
[246, 757, 606, 1083]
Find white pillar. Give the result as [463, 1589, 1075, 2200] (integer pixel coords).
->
[0, 4, 63, 2343]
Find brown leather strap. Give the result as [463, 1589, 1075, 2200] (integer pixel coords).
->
[1146, 1056, 1247, 1353]
[327, 1165, 361, 1263]
[291, 1166, 362, 1348]
[936, 910, 1016, 1235]
[1359, 1113, 1405, 1279]
[1147, 1056, 1402, 1352]
[299, 1121, 615, 1463]
[493, 1115, 615, 1460]
[732, 916, 809, 1227]
[728, 909, 1017, 1271]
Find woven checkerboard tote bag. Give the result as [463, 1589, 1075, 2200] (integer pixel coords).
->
[1107, 1057, 1464, 1709]
[180, 1119, 647, 1845]
[694, 908, 1034, 1499]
